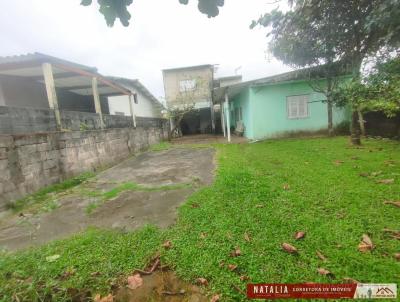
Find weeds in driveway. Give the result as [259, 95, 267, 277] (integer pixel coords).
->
[1, 137, 400, 301]
[6, 172, 95, 214]
[149, 141, 172, 152]
[85, 182, 193, 214]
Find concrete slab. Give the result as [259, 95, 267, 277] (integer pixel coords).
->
[0, 147, 215, 251]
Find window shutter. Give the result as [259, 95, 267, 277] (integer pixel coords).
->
[287, 95, 309, 119]
[288, 98, 298, 118]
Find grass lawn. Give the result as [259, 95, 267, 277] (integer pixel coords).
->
[1, 137, 399, 301]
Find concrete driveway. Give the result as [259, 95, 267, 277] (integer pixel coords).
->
[0, 147, 215, 251]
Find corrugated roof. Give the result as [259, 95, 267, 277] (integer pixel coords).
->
[0, 52, 97, 72]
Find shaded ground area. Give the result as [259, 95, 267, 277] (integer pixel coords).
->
[172, 134, 247, 145]
[0, 147, 215, 251]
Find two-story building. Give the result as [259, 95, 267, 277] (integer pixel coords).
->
[162, 64, 215, 135]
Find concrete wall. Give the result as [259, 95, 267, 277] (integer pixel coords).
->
[0, 124, 169, 211]
[230, 80, 350, 140]
[163, 66, 213, 109]
[0, 106, 165, 134]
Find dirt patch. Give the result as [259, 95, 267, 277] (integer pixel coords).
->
[115, 271, 208, 302]
[0, 148, 215, 251]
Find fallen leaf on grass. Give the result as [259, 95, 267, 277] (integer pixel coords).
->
[317, 268, 334, 277]
[196, 278, 209, 286]
[294, 231, 306, 240]
[383, 200, 400, 208]
[46, 254, 60, 262]
[59, 268, 76, 280]
[239, 275, 250, 281]
[376, 179, 394, 184]
[94, 294, 113, 302]
[382, 228, 400, 240]
[162, 240, 172, 249]
[394, 253, 400, 261]
[359, 172, 369, 177]
[343, 277, 360, 284]
[334, 160, 344, 165]
[244, 232, 251, 242]
[358, 234, 374, 252]
[230, 247, 241, 257]
[282, 243, 298, 254]
[371, 171, 382, 177]
[191, 203, 200, 208]
[384, 160, 396, 166]
[200, 232, 207, 239]
[127, 274, 143, 290]
[316, 250, 327, 262]
[228, 264, 238, 271]
[210, 294, 221, 302]
[91, 272, 101, 277]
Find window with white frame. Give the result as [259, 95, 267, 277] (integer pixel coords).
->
[287, 94, 309, 119]
[179, 79, 197, 92]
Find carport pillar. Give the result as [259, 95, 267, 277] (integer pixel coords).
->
[128, 94, 137, 128]
[221, 101, 226, 137]
[210, 101, 216, 133]
[224, 92, 231, 143]
[42, 63, 62, 131]
[92, 77, 104, 129]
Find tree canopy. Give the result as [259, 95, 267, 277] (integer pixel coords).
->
[81, 0, 225, 27]
[333, 55, 400, 118]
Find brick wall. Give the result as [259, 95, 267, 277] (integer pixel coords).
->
[0, 124, 169, 211]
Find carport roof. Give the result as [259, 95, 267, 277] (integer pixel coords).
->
[0, 52, 131, 96]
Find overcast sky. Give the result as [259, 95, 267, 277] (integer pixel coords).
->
[0, 0, 292, 99]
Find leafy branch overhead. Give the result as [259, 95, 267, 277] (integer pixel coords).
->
[81, 0, 225, 27]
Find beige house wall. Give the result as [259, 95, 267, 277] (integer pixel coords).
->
[163, 66, 213, 109]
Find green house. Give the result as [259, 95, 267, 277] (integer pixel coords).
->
[214, 69, 351, 141]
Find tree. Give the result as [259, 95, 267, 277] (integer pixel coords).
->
[333, 55, 400, 122]
[80, 0, 224, 27]
[251, 0, 400, 144]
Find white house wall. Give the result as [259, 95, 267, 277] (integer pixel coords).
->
[108, 90, 161, 118]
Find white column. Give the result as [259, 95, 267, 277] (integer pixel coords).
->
[42, 63, 61, 130]
[92, 77, 104, 129]
[128, 94, 137, 127]
[225, 92, 231, 143]
[221, 101, 226, 137]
